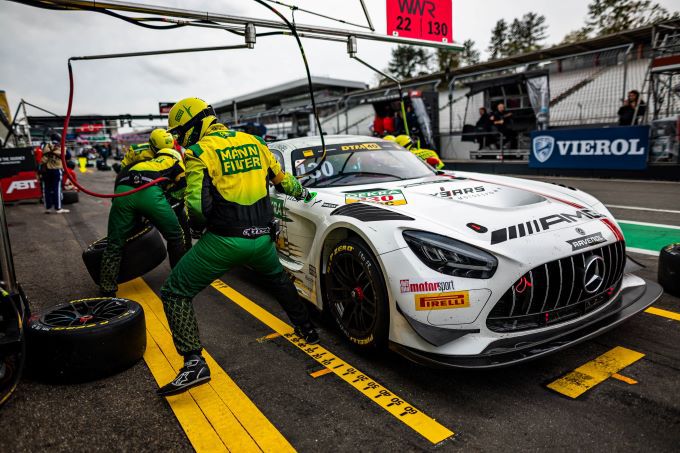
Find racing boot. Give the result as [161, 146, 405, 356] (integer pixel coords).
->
[157, 354, 210, 397]
[294, 322, 320, 345]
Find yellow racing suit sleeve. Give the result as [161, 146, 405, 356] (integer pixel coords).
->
[256, 138, 304, 198]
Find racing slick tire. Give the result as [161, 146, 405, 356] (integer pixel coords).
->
[324, 238, 389, 349]
[62, 190, 79, 205]
[658, 243, 680, 297]
[0, 286, 30, 406]
[82, 225, 167, 285]
[26, 297, 146, 383]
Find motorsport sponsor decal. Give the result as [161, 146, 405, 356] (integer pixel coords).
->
[566, 232, 607, 251]
[491, 208, 605, 245]
[321, 202, 339, 209]
[340, 143, 382, 151]
[415, 291, 470, 311]
[433, 185, 500, 200]
[345, 189, 407, 206]
[400, 279, 455, 294]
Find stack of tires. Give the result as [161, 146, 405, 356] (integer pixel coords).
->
[659, 243, 680, 297]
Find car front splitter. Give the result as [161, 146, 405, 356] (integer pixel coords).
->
[389, 279, 663, 369]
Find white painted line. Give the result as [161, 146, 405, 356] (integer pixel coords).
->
[626, 247, 660, 257]
[618, 220, 680, 230]
[607, 205, 680, 215]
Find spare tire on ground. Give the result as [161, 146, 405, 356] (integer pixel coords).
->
[62, 191, 79, 205]
[27, 297, 145, 383]
[658, 243, 680, 297]
[82, 225, 167, 285]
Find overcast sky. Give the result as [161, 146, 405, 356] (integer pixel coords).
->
[1, 0, 678, 122]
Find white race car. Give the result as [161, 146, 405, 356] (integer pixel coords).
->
[268, 135, 662, 367]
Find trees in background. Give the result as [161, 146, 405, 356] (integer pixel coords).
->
[562, 0, 675, 43]
[487, 13, 548, 59]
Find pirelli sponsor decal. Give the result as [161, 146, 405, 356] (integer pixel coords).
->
[566, 232, 607, 251]
[415, 291, 470, 311]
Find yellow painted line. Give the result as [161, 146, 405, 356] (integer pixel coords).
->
[309, 368, 333, 378]
[257, 332, 282, 343]
[210, 279, 455, 445]
[119, 279, 295, 453]
[612, 373, 638, 385]
[547, 346, 645, 398]
[645, 306, 680, 322]
[143, 331, 227, 452]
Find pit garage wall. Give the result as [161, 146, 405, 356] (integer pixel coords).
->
[319, 103, 375, 136]
[320, 90, 478, 159]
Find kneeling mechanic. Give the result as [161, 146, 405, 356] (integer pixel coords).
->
[157, 97, 319, 396]
[99, 129, 187, 296]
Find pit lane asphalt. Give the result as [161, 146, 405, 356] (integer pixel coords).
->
[1, 170, 678, 452]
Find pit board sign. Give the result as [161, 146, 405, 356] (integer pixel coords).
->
[386, 0, 453, 43]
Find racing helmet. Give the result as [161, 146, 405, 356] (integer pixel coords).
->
[395, 135, 414, 150]
[149, 128, 174, 152]
[156, 148, 183, 162]
[383, 135, 396, 142]
[168, 97, 217, 147]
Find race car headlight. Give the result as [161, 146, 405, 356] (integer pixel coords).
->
[403, 230, 497, 279]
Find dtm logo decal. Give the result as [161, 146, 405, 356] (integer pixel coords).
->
[491, 209, 605, 245]
[6, 179, 38, 194]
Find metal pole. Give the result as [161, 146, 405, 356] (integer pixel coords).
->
[70, 43, 252, 61]
[358, 0, 375, 31]
[21, 101, 32, 146]
[13, 0, 464, 51]
[233, 101, 238, 125]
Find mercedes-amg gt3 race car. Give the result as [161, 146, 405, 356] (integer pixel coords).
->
[268, 135, 663, 368]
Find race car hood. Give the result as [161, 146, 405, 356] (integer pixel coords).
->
[315, 172, 618, 252]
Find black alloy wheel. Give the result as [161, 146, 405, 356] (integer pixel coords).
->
[325, 238, 388, 348]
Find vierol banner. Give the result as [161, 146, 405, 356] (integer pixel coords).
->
[530, 126, 650, 170]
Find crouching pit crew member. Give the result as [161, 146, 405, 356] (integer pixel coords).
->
[157, 97, 319, 397]
[119, 128, 170, 170]
[99, 129, 187, 296]
[390, 135, 445, 170]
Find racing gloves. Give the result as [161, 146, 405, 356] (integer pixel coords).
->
[276, 172, 309, 201]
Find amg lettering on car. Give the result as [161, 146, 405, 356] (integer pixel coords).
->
[566, 232, 607, 251]
[415, 291, 470, 311]
[490, 209, 605, 245]
[400, 279, 455, 293]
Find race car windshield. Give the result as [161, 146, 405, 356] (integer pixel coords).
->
[291, 142, 435, 188]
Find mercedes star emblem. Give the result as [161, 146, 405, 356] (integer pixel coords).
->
[582, 255, 606, 294]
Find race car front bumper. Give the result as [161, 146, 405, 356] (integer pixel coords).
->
[389, 278, 663, 369]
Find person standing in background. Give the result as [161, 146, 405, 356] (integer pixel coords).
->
[41, 135, 69, 214]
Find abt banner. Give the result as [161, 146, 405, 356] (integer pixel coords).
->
[0, 147, 41, 202]
[530, 126, 650, 170]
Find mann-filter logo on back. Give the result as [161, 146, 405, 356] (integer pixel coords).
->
[533, 135, 646, 162]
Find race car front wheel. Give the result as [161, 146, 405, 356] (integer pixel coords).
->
[325, 238, 389, 348]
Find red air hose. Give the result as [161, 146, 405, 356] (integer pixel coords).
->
[59, 59, 168, 198]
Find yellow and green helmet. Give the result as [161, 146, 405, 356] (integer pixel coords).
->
[167, 97, 217, 147]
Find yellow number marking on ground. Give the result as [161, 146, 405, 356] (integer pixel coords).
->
[547, 346, 644, 399]
[119, 278, 295, 453]
[210, 279, 455, 445]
